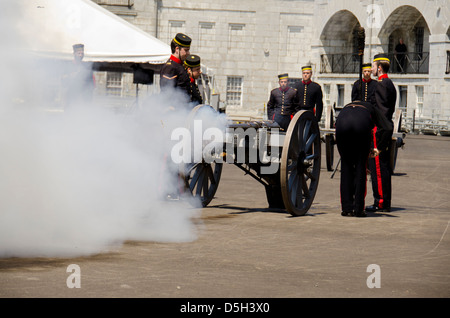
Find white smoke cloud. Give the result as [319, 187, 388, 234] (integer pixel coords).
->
[0, 1, 226, 258]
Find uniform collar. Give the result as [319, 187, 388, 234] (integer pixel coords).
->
[302, 80, 312, 85]
[363, 78, 372, 83]
[190, 77, 195, 83]
[279, 86, 290, 92]
[378, 73, 388, 80]
[170, 55, 182, 64]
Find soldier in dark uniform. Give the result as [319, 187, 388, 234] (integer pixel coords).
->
[184, 54, 203, 106]
[267, 73, 298, 131]
[366, 53, 397, 213]
[158, 34, 192, 200]
[62, 44, 95, 111]
[159, 33, 192, 98]
[335, 100, 393, 217]
[351, 63, 376, 103]
[293, 66, 323, 122]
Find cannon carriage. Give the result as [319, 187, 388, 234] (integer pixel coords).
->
[179, 104, 321, 217]
[179, 103, 405, 217]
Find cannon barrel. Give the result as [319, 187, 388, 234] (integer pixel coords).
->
[227, 120, 281, 130]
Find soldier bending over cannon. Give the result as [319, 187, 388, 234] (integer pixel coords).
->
[335, 100, 393, 217]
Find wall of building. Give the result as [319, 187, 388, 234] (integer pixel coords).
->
[314, 0, 450, 131]
[154, 0, 318, 118]
[93, 0, 450, 132]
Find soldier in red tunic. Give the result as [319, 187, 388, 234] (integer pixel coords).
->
[366, 53, 397, 213]
[160, 33, 192, 99]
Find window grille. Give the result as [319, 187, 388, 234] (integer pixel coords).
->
[415, 85, 424, 117]
[226, 76, 243, 106]
[106, 72, 123, 96]
[337, 84, 345, 107]
[414, 27, 424, 60]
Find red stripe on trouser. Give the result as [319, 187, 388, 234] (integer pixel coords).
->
[364, 161, 367, 199]
[372, 127, 384, 208]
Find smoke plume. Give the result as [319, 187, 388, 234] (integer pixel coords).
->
[0, 1, 223, 258]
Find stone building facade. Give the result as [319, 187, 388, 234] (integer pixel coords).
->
[92, 0, 450, 132]
[315, 0, 450, 133]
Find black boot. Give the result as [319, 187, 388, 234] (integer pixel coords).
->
[355, 211, 367, 217]
[365, 205, 391, 212]
[341, 211, 354, 217]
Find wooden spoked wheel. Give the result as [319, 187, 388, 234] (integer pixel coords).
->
[180, 104, 223, 207]
[182, 161, 222, 207]
[280, 110, 321, 216]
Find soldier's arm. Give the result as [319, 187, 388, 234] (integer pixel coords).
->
[293, 86, 301, 112]
[315, 86, 324, 121]
[160, 73, 178, 89]
[267, 93, 275, 120]
[371, 105, 393, 152]
[374, 81, 390, 118]
[351, 81, 358, 102]
[292, 88, 300, 113]
[159, 63, 179, 89]
[191, 82, 203, 105]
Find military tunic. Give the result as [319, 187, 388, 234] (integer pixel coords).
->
[351, 78, 377, 104]
[267, 87, 298, 130]
[293, 80, 323, 121]
[188, 78, 203, 106]
[374, 75, 397, 124]
[159, 55, 191, 96]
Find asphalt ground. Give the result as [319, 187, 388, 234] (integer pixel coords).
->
[1, 134, 449, 304]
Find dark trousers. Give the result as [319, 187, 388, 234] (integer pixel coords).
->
[368, 127, 392, 209]
[273, 113, 292, 131]
[335, 107, 373, 213]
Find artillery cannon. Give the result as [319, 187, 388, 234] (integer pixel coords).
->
[179, 104, 321, 217]
[177, 103, 406, 217]
[175, 26, 407, 215]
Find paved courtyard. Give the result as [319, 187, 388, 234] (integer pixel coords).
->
[1, 134, 449, 301]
